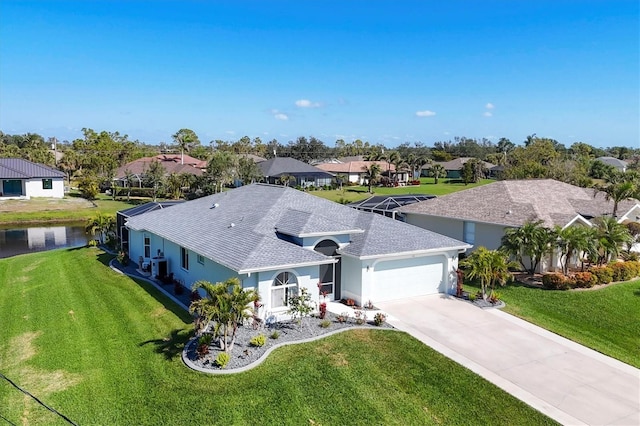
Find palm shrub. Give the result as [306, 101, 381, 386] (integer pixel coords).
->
[189, 278, 258, 352]
[215, 352, 230, 368]
[500, 220, 554, 275]
[460, 247, 517, 300]
[250, 334, 266, 347]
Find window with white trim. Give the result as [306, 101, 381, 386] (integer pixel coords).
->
[271, 272, 298, 309]
[197, 254, 205, 265]
[181, 247, 189, 270]
[42, 179, 52, 190]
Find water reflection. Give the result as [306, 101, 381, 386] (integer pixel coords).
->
[0, 224, 90, 259]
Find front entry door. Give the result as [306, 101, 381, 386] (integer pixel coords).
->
[314, 240, 341, 301]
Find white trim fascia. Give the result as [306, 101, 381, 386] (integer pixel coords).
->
[562, 215, 593, 230]
[238, 258, 337, 275]
[616, 203, 640, 223]
[338, 244, 471, 261]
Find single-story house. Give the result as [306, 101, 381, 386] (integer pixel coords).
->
[315, 160, 409, 185]
[398, 179, 640, 272]
[421, 157, 495, 179]
[595, 156, 628, 173]
[258, 157, 335, 187]
[0, 158, 65, 199]
[114, 154, 205, 187]
[123, 184, 470, 317]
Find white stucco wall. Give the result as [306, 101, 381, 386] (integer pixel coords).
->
[24, 178, 64, 198]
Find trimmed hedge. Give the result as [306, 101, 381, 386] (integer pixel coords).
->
[542, 273, 570, 290]
[573, 271, 597, 288]
[589, 266, 614, 285]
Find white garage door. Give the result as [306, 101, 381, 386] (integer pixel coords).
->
[372, 255, 445, 302]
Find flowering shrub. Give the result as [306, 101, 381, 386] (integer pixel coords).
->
[373, 312, 386, 326]
[337, 312, 350, 323]
[353, 308, 366, 325]
[319, 302, 327, 319]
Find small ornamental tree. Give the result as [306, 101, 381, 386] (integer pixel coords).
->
[287, 287, 314, 328]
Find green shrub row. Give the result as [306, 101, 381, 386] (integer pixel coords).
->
[542, 260, 640, 290]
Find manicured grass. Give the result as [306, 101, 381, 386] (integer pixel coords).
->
[0, 193, 149, 225]
[311, 179, 493, 203]
[463, 280, 640, 368]
[0, 249, 555, 425]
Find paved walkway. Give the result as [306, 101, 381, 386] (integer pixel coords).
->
[377, 295, 640, 426]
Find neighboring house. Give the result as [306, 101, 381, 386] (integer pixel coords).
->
[421, 157, 495, 179]
[123, 184, 470, 317]
[0, 158, 65, 199]
[348, 194, 436, 219]
[595, 156, 628, 173]
[258, 157, 335, 187]
[114, 154, 205, 187]
[315, 160, 409, 185]
[398, 179, 640, 272]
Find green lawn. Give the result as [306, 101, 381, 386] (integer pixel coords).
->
[311, 179, 493, 203]
[0, 249, 555, 425]
[463, 280, 640, 368]
[0, 193, 148, 225]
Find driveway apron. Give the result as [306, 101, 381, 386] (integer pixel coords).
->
[377, 295, 640, 426]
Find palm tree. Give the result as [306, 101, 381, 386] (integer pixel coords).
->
[172, 129, 200, 165]
[386, 151, 399, 182]
[593, 217, 632, 265]
[593, 179, 638, 217]
[554, 225, 595, 275]
[165, 173, 183, 200]
[85, 213, 115, 245]
[500, 220, 554, 274]
[460, 247, 515, 300]
[190, 278, 258, 352]
[123, 169, 135, 201]
[429, 164, 446, 184]
[362, 163, 382, 193]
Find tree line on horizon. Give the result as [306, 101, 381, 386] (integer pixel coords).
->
[1, 128, 639, 199]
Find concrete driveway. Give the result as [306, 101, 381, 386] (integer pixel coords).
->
[377, 295, 640, 426]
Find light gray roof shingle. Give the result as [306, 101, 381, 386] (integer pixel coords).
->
[0, 158, 65, 179]
[258, 157, 335, 178]
[398, 179, 639, 227]
[125, 184, 469, 273]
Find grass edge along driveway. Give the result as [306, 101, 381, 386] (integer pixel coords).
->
[0, 248, 556, 425]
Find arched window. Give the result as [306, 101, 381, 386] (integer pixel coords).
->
[272, 272, 298, 309]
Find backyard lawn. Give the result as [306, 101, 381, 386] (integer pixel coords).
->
[0, 248, 556, 425]
[311, 178, 493, 203]
[463, 280, 640, 368]
[0, 193, 144, 225]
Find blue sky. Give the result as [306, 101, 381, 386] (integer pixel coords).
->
[1, 1, 638, 148]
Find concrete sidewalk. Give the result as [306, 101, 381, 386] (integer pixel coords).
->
[377, 295, 640, 426]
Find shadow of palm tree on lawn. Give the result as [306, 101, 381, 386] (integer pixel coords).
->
[139, 328, 193, 361]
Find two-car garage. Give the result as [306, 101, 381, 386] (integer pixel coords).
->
[369, 255, 448, 302]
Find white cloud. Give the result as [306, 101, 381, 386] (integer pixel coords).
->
[415, 110, 436, 117]
[483, 111, 493, 117]
[274, 113, 289, 121]
[295, 99, 321, 108]
[225, 130, 235, 135]
[485, 102, 495, 109]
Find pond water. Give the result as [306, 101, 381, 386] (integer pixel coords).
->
[0, 224, 90, 259]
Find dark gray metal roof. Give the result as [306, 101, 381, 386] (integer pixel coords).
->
[118, 201, 185, 218]
[0, 158, 65, 179]
[349, 194, 436, 214]
[125, 184, 468, 273]
[258, 157, 335, 178]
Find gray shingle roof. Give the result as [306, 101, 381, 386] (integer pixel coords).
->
[0, 158, 65, 179]
[125, 184, 469, 273]
[398, 179, 639, 227]
[258, 157, 335, 178]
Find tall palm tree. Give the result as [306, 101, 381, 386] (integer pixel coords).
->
[429, 164, 446, 184]
[593, 180, 638, 217]
[172, 129, 199, 165]
[362, 163, 382, 193]
[386, 151, 399, 182]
